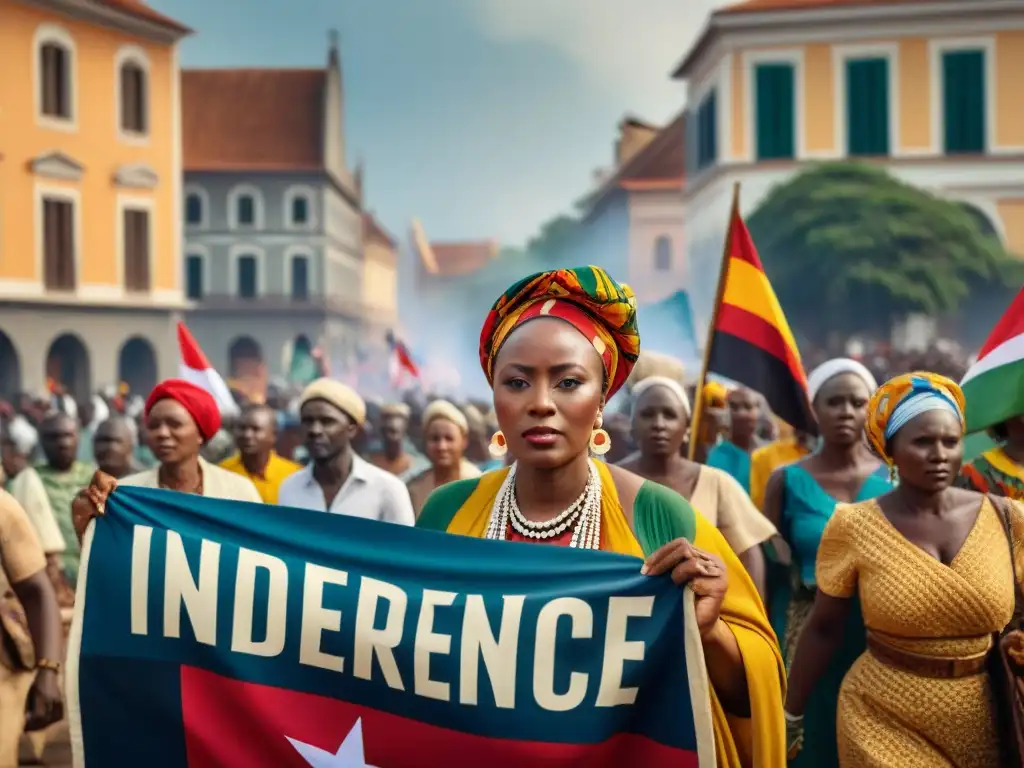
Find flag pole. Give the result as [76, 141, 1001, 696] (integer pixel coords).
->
[687, 182, 741, 460]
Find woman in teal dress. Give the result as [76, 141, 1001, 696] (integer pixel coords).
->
[762, 358, 888, 767]
[706, 387, 762, 492]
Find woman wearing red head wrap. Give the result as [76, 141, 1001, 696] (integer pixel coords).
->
[71, 380, 261, 539]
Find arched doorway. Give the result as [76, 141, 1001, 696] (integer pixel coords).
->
[0, 331, 21, 399]
[118, 336, 158, 397]
[45, 333, 91, 402]
[228, 336, 266, 401]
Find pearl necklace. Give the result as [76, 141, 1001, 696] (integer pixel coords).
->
[484, 461, 602, 550]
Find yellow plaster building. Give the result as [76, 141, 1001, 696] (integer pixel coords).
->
[674, 0, 1024, 325]
[0, 0, 190, 400]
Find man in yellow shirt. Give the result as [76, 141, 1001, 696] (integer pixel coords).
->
[221, 404, 301, 504]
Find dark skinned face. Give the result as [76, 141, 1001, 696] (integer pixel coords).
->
[146, 399, 203, 465]
[234, 408, 276, 457]
[380, 415, 407, 452]
[424, 418, 467, 471]
[93, 420, 134, 473]
[889, 409, 963, 493]
[813, 372, 871, 448]
[491, 318, 604, 471]
[632, 385, 689, 458]
[300, 399, 357, 463]
[727, 388, 759, 442]
[40, 414, 78, 470]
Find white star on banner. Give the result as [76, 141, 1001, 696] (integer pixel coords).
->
[286, 719, 378, 767]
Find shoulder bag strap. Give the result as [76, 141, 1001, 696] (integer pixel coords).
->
[989, 492, 1024, 628]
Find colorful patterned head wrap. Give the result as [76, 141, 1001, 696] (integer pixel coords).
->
[866, 372, 966, 463]
[479, 266, 640, 398]
[703, 380, 730, 410]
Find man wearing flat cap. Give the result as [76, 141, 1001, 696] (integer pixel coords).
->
[277, 379, 415, 525]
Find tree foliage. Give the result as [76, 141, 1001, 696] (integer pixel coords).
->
[526, 214, 582, 263]
[746, 162, 1023, 341]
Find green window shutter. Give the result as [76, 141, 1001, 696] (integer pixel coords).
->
[755, 63, 795, 160]
[846, 58, 889, 155]
[696, 89, 718, 170]
[943, 50, 986, 154]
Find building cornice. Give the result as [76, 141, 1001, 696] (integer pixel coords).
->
[673, 0, 1024, 80]
[15, 0, 191, 43]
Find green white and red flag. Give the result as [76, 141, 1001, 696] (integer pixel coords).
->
[961, 287, 1024, 433]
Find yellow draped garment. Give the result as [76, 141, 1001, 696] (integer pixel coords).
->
[437, 461, 786, 768]
[817, 497, 1020, 767]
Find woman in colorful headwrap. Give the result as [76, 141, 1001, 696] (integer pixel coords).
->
[785, 372, 1019, 767]
[71, 380, 262, 538]
[406, 399, 481, 517]
[706, 387, 763, 493]
[619, 375, 776, 599]
[417, 266, 786, 768]
[761, 358, 888, 767]
[957, 412, 1024, 500]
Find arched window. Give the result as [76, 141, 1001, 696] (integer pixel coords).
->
[237, 196, 255, 226]
[116, 47, 149, 136]
[291, 196, 309, 225]
[35, 25, 76, 124]
[654, 236, 673, 271]
[228, 185, 264, 230]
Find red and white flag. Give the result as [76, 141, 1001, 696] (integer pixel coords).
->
[177, 322, 240, 416]
[387, 332, 420, 389]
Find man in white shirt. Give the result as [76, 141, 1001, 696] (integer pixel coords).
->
[278, 379, 414, 526]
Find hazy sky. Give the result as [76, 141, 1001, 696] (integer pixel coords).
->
[152, 0, 729, 244]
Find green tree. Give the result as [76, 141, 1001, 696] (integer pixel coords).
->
[526, 214, 582, 263]
[746, 162, 1023, 342]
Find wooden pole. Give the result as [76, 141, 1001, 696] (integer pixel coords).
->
[687, 182, 741, 460]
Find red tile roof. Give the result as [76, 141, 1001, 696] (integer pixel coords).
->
[410, 219, 499, 277]
[182, 69, 326, 171]
[95, 0, 191, 33]
[583, 110, 685, 211]
[363, 212, 396, 247]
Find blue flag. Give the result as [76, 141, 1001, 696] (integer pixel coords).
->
[67, 487, 715, 767]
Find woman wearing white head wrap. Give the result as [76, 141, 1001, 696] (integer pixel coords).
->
[1, 418, 65, 558]
[618, 376, 777, 599]
[760, 357, 889, 768]
[406, 400, 481, 517]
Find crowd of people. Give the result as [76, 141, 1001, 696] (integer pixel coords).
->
[0, 263, 1018, 768]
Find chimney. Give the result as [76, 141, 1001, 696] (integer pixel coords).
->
[615, 117, 659, 167]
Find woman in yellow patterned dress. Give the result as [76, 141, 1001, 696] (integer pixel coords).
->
[784, 372, 1017, 767]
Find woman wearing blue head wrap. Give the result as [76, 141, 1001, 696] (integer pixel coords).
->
[785, 371, 1023, 767]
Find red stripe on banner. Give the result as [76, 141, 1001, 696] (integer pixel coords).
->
[727, 210, 765, 270]
[716, 303, 807, 387]
[180, 666, 697, 768]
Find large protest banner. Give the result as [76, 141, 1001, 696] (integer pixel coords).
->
[66, 487, 716, 767]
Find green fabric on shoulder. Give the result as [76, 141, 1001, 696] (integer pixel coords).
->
[415, 477, 483, 532]
[632, 480, 697, 556]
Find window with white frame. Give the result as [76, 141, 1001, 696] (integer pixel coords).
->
[119, 59, 148, 135]
[42, 195, 76, 290]
[185, 193, 203, 225]
[236, 255, 258, 299]
[36, 26, 75, 123]
[291, 196, 310, 226]
[229, 186, 263, 230]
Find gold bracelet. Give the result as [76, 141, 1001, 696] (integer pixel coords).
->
[36, 658, 61, 672]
